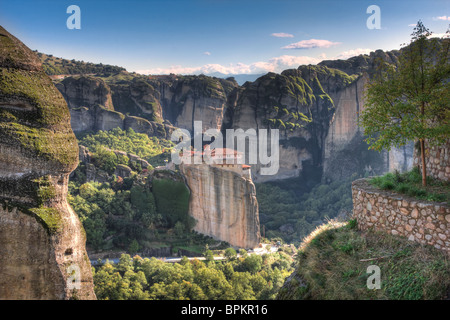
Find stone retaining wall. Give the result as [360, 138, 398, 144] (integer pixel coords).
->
[352, 179, 450, 255]
[413, 140, 450, 182]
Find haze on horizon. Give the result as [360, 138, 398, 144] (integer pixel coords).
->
[0, 0, 448, 77]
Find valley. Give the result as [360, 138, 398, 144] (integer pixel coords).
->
[0, 7, 448, 301]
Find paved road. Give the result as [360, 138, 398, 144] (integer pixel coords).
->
[90, 245, 278, 265]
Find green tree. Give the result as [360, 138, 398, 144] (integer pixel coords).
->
[174, 221, 185, 236]
[239, 249, 248, 258]
[204, 249, 215, 263]
[224, 247, 237, 261]
[361, 21, 449, 186]
[193, 267, 234, 299]
[94, 147, 118, 174]
[128, 239, 140, 254]
[117, 254, 133, 273]
[242, 255, 263, 274]
[230, 272, 255, 300]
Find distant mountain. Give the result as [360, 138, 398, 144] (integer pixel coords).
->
[204, 72, 266, 85]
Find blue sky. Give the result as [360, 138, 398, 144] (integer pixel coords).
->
[1, 0, 449, 75]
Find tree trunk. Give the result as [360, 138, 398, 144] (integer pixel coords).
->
[420, 138, 427, 187]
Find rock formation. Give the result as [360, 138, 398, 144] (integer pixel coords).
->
[69, 104, 175, 139]
[179, 163, 260, 248]
[0, 26, 95, 299]
[47, 48, 413, 184]
[56, 76, 114, 111]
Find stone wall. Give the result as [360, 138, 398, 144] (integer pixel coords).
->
[352, 179, 450, 255]
[413, 140, 450, 182]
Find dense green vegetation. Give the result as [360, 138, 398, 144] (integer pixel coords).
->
[370, 167, 450, 202]
[277, 220, 450, 300]
[93, 249, 294, 300]
[68, 173, 202, 252]
[68, 128, 223, 254]
[152, 178, 192, 228]
[37, 52, 126, 76]
[78, 127, 173, 168]
[256, 175, 356, 245]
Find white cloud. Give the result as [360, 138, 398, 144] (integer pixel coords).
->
[318, 53, 327, 60]
[136, 55, 320, 76]
[408, 23, 417, 27]
[282, 39, 341, 50]
[428, 32, 449, 39]
[336, 48, 373, 60]
[203, 51, 211, 56]
[271, 32, 294, 38]
[262, 55, 320, 72]
[433, 16, 450, 21]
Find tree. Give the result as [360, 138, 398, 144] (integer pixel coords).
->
[361, 21, 449, 186]
[242, 255, 263, 274]
[224, 247, 237, 261]
[174, 221, 185, 237]
[94, 146, 118, 174]
[128, 239, 140, 254]
[204, 249, 215, 263]
[239, 249, 248, 258]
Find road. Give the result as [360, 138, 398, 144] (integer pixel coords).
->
[90, 245, 278, 265]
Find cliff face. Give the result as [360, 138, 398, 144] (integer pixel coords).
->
[154, 75, 238, 132]
[227, 66, 359, 182]
[69, 105, 176, 139]
[56, 76, 114, 111]
[0, 26, 95, 299]
[48, 48, 413, 184]
[56, 73, 238, 135]
[56, 75, 174, 139]
[179, 164, 260, 248]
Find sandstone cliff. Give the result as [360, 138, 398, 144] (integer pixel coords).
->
[69, 104, 176, 139]
[0, 26, 95, 299]
[56, 76, 114, 111]
[46, 48, 413, 184]
[56, 73, 238, 136]
[179, 163, 260, 248]
[153, 75, 238, 132]
[227, 53, 412, 182]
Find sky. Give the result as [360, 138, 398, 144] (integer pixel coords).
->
[0, 0, 449, 75]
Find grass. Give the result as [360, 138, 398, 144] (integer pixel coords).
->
[277, 220, 450, 300]
[29, 207, 62, 234]
[369, 167, 450, 202]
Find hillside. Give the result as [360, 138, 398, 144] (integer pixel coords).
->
[277, 220, 450, 300]
[36, 51, 126, 76]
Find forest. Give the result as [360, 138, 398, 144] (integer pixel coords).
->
[93, 248, 295, 300]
